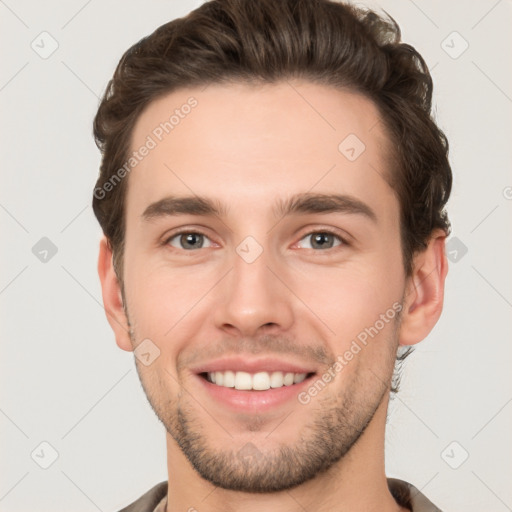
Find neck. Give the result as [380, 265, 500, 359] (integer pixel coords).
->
[164, 397, 404, 512]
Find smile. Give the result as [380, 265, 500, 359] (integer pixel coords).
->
[202, 370, 313, 390]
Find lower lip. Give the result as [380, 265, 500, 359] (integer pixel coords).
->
[194, 373, 315, 412]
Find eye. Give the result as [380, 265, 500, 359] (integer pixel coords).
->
[166, 231, 214, 251]
[296, 231, 346, 250]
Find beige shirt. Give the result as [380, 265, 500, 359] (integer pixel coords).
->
[119, 479, 442, 511]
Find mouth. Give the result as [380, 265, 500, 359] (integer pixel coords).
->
[198, 370, 316, 391]
[194, 369, 318, 412]
[190, 356, 320, 412]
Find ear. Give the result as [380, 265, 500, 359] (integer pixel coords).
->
[97, 236, 133, 352]
[399, 230, 449, 346]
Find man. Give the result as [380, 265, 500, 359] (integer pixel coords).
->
[93, 0, 451, 510]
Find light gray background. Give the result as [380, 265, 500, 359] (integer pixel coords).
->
[1, 1, 511, 511]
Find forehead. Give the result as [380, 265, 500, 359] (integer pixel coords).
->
[126, 81, 397, 223]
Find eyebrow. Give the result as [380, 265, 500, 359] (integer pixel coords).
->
[141, 192, 377, 223]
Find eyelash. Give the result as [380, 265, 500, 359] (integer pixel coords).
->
[162, 228, 350, 253]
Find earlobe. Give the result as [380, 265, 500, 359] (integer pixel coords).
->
[97, 237, 133, 352]
[398, 230, 449, 346]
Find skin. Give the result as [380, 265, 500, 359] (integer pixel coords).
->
[98, 81, 448, 512]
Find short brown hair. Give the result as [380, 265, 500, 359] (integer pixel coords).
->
[92, 0, 452, 280]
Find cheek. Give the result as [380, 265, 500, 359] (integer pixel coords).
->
[304, 280, 398, 343]
[289, 251, 404, 351]
[124, 260, 215, 339]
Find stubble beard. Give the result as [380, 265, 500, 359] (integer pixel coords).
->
[128, 322, 398, 493]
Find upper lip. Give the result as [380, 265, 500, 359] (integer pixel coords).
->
[191, 356, 317, 375]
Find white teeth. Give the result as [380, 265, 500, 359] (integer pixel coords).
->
[206, 370, 309, 390]
[293, 373, 307, 384]
[252, 372, 270, 390]
[223, 370, 235, 387]
[270, 371, 284, 388]
[283, 372, 294, 386]
[235, 371, 252, 390]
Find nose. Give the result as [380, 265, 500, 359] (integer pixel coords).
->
[213, 243, 294, 338]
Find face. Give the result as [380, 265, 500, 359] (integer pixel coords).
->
[118, 81, 408, 492]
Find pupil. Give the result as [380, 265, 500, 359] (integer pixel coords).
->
[313, 233, 332, 249]
[182, 233, 202, 249]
